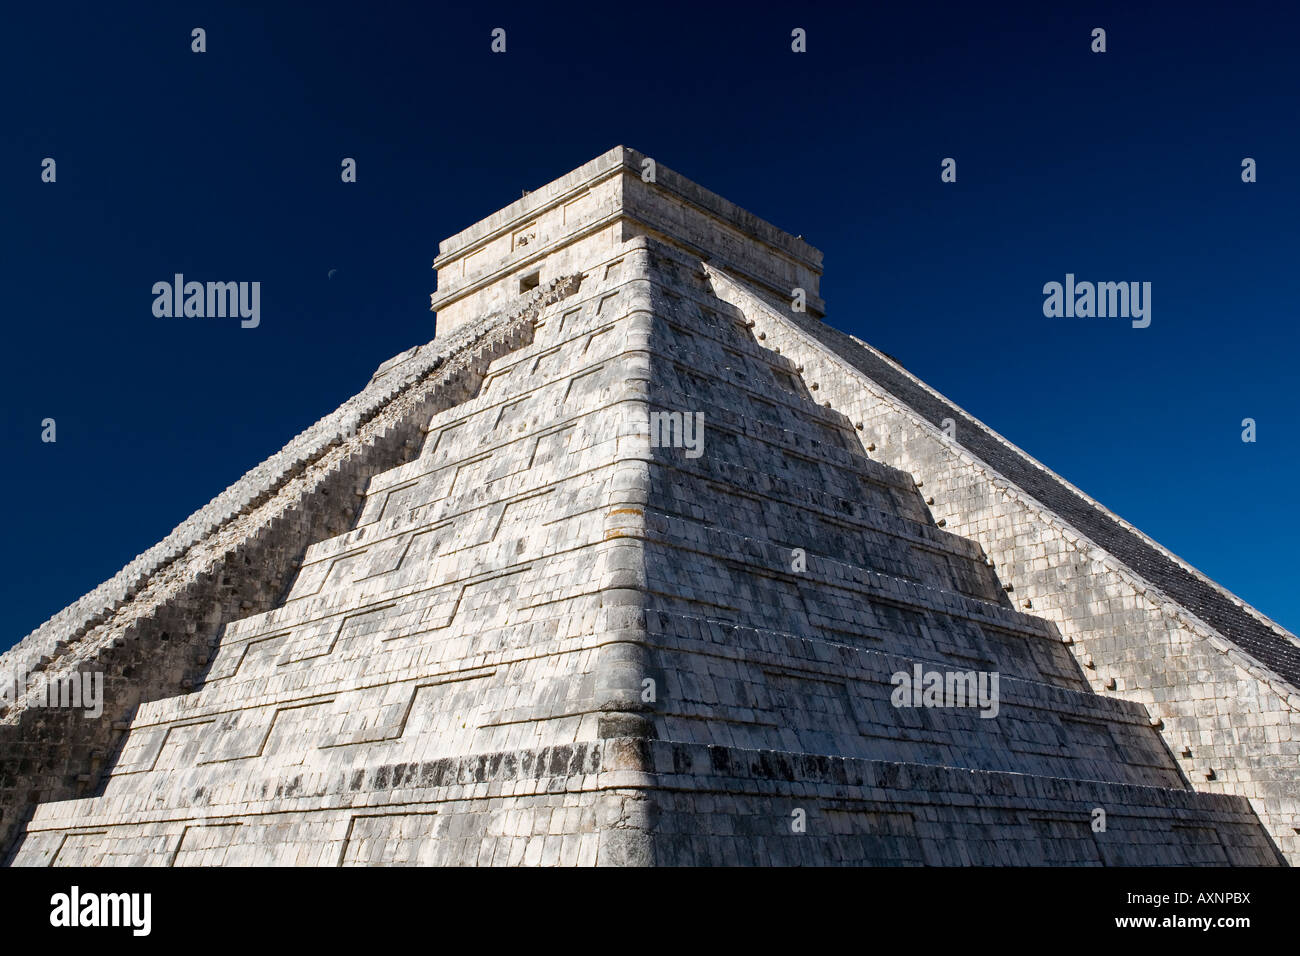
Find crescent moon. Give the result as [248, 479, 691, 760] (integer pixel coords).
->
[327, 269, 337, 279]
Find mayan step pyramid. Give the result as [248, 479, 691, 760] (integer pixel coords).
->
[2, 147, 1296, 866]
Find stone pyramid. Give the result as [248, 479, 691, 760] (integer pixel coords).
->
[2, 147, 1295, 866]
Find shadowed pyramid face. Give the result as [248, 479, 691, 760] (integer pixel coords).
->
[1, 149, 1293, 867]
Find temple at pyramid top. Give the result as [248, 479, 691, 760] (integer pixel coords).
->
[429, 146, 824, 334]
[1, 147, 1296, 867]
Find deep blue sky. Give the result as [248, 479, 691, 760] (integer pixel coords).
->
[2, 1, 1297, 649]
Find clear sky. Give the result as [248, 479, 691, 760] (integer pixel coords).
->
[2, 0, 1296, 649]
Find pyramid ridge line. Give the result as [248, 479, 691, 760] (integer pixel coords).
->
[843, 325, 1300, 651]
[702, 263, 1300, 701]
[1, 273, 581, 700]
